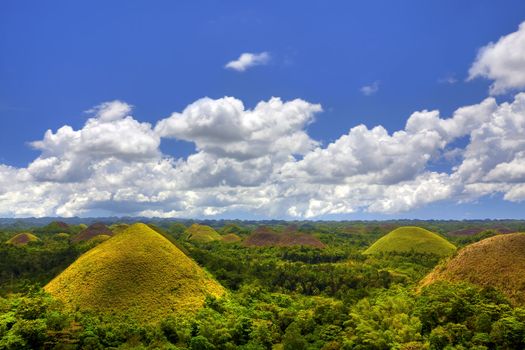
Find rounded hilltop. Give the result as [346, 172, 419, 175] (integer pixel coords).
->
[221, 233, 242, 243]
[243, 226, 325, 248]
[364, 226, 456, 256]
[71, 222, 113, 243]
[44, 223, 224, 322]
[6, 232, 39, 246]
[421, 232, 525, 305]
[185, 223, 222, 242]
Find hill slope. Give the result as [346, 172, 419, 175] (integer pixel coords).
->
[71, 222, 113, 243]
[221, 233, 242, 243]
[421, 233, 525, 305]
[186, 224, 222, 242]
[243, 227, 325, 248]
[6, 232, 39, 246]
[44, 223, 224, 322]
[364, 226, 456, 256]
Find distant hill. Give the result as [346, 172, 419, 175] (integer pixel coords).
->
[364, 226, 456, 256]
[6, 232, 39, 246]
[71, 222, 113, 243]
[447, 226, 515, 236]
[109, 223, 129, 234]
[44, 223, 224, 322]
[185, 224, 222, 242]
[36, 221, 70, 234]
[421, 232, 525, 305]
[221, 233, 242, 243]
[243, 226, 325, 248]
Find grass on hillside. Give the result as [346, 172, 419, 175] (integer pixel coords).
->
[364, 226, 456, 257]
[185, 224, 222, 242]
[6, 232, 39, 246]
[72, 222, 113, 243]
[44, 223, 224, 322]
[221, 233, 242, 243]
[421, 232, 525, 305]
[243, 227, 326, 248]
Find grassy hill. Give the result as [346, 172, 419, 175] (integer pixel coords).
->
[185, 224, 222, 242]
[243, 226, 325, 248]
[221, 233, 242, 243]
[109, 223, 129, 234]
[421, 232, 525, 305]
[44, 223, 224, 322]
[72, 222, 113, 243]
[447, 226, 515, 236]
[6, 232, 39, 246]
[364, 226, 456, 256]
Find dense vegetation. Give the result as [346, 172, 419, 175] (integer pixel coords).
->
[1, 219, 525, 349]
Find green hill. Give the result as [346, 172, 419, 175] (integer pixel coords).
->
[44, 223, 224, 322]
[421, 232, 525, 305]
[185, 224, 222, 242]
[221, 233, 242, 243]
[6, 232, 39, 246]
[88, 234, 112, 243]
[364, 226, 456, 256]
[243, 226, 326, 248]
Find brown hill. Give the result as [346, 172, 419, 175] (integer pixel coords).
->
[72, 223, 113, 243]
[421, 233, 525, 305]
[243, 227, 325, 248]
[6, 232, 39, 246]
[447, 226, 515, 236]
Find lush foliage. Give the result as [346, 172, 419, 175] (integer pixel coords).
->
[1, 220, 525, 349]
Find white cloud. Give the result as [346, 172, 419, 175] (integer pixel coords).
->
[469, 21, 525, 95]
[0, 91, 524, 218]
[225, 52, 270, 72]
[155, 96, 321, 160]
[28, 101, 160, 182]
[360, 81, 379, 96]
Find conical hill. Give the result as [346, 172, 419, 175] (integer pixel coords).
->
[185, 224, 221, 242]
[364, 226, 456, 256]
[6, 232, 39, 246]
[421, 233, 525, 305]
[44, 223, 224, 322]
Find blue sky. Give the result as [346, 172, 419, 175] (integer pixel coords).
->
[1, 1, 525, 219]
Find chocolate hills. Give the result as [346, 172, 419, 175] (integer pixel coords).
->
[6, 232, 39, 246]
[44, 223, 224, 322]
[185, 223, 222, 242]
[71, 222, 113, 243]
[364, 226, 456, 256]
[447, 226, 515, 236]
[243, 226, 325, 248]
[421, 232, 525, 305]
[221, 233, 242, 243]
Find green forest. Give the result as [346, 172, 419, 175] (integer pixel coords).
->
[1, 219, 525, 350]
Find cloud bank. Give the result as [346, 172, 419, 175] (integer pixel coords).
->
[0, 92, 524, 218]
[1, 22, 524, 218]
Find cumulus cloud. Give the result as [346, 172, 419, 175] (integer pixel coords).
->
[28, 101, 160, 182]
[469, 21, 525, 95]
[155, 97, 321, 160]
[360, 81, 380, 96]
[225, 52, 270, 72]
[0, 93, 525, 217]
